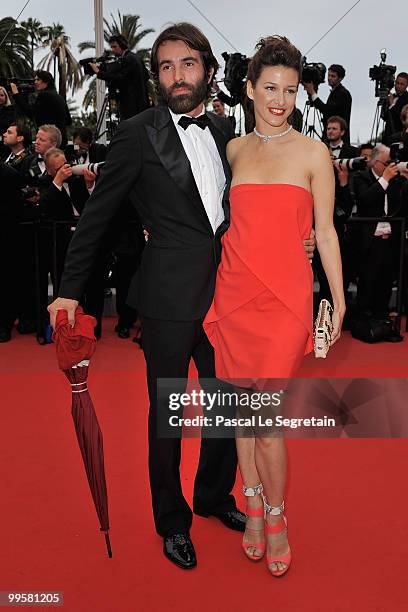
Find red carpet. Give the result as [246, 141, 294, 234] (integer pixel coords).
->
[1, 320, 408, 611]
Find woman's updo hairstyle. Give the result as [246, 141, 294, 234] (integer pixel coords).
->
[247, 35, 303, 87]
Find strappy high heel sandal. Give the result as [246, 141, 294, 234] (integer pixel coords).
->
[264, 500, 291, 577]
[242, 484, 265, 562]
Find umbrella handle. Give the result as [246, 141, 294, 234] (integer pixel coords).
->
[103, 531, 112, 558]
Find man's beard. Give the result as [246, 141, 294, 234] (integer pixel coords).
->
[159, 78, 208, 114]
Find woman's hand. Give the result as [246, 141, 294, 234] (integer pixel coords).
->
[331, 305, 346, 346]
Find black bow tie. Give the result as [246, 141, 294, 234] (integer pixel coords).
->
[178, 114, 210, 130]
[330, 145, 341, 151]
[37, 155, 44, 162]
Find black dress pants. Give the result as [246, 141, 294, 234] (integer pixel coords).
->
[357, 236, 394, 318]
[141, 316, 238, 537]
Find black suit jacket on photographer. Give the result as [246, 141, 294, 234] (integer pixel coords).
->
[13, 88, 71, 145]
[353, 169, 407, 253]
[40, 176, 91, 222]
[312, 83, 352, 141]
[58, 105, 234, 320]
[381, 91, 408, 145]
[97, 50, 150, 120]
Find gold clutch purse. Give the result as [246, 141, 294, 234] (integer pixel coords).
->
[313, 299, 333, 358]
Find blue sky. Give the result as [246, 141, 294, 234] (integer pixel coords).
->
[4, 0, 408, 142]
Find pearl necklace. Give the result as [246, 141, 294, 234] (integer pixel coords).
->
[253, 124, 293, 142]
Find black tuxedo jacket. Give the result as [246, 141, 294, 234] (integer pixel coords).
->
[40, 176, 90, 221]
[58, 105, 235, 320]
[353, 169, 407, 252]
[313, 83, 352, 136]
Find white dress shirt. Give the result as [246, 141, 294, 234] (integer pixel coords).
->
[169, 107, 226, 233]
[372, 169, 391, 236]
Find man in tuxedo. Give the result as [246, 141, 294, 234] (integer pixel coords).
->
[315, 116, 357, 306]
[90, 35, 150, 120]
[48, 23, 315, 569]
[2, 122, 32, 172]
[304, 64, 352, 143]
[354, 144, 408, 330]
[381, 72, 408, 145]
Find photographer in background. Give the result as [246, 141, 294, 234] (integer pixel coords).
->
[10, 71, 71, 146]
[3, 122, 32, 172]
[64, 126, 107, 165]
[0, 86, 17, 158]
[90, 35, 150, 120]
[304, 64, 352, 143]
[314, 116, 357, 310]
[381, 72, 408, 145]
[354, 144, 408, 340]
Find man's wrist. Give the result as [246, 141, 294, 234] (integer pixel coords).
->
[378, 176, 389, 190]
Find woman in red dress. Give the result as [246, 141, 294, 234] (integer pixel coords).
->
[204, 36, 345, 576]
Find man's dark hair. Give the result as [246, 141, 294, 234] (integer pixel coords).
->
[397, 72, 408, 82]
[213, 98, 224, 106]
[247, 35, 303, 87]
[73, 127, 93, 144]
[327, 115, 348, 132]
[150, 22, 219, 95]
[108, 34, 128, 50]
[329, 64, 346, 79]
[10, 121, 32, 149]
[359, 142, 374, 153]
[34, 70, 55, 89]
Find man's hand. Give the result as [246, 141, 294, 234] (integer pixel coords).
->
[54, 164, 73, 187]
[303, 228, 316, 261]
[90, 63, 99, 74]
[382, 162, 399, 182]
[303, 82, 316, 97]
[399, 167, 408, 181]
[26, 188, 40, 204]
[334, 163, 349, 187]
[83, 168, 96, 190]
[10, 82, 19, 95]
[48, 297, 79, 329]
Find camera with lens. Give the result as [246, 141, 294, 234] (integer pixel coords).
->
[369, 49, 396, 99]
[79, 52, 120, 99]
[301, 59, 326, 90]
[221, 52, 249, 98]
[0, 76, 36, 95]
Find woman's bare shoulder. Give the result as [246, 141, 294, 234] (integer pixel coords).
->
[293, 131, 329, 157]
[226, 134, 252, 162]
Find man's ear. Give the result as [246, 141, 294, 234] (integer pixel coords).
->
[207, 66, 215, 84]
[246, 80, 254, 100]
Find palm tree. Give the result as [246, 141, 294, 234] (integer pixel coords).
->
[37, 23, 82, 99]
[0, 17, 31, 78]
[20, 17, 47, 70]
[78, 11, 154, 111]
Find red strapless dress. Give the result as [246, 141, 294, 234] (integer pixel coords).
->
[204, 183, 314, 381]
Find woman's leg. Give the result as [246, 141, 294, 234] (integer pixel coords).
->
[236, 436, 264, 558]
[255, 436, 290, 573]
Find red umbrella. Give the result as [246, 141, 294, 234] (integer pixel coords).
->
[53, 308, 112, 558]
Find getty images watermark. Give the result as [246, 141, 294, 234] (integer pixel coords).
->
[156, 378, 408, 439]
[167, 388, 335, 430]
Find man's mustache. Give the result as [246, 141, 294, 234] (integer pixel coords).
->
[169, 82, 194, 95]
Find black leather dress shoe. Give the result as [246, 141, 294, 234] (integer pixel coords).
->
[385, 332, 404, 343]
[163, 533, 197, 569]
[196, 509, 246, 532]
